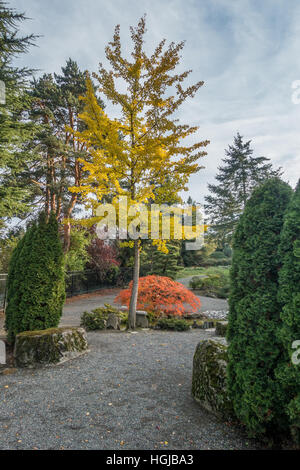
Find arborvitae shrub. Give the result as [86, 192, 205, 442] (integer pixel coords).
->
[5, 213, 65, 341]
[5, 230, 28, 336]
[227, 178, 292, 439]
[156, 318, 190, 331]
[276, 181, 300, 442]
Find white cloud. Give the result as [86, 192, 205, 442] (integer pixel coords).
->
[10, 0, 300, 202]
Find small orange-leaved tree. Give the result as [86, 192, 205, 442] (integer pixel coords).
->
[115, 275, 201, 317]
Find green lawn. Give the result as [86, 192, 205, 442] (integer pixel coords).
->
[176, 266, 230, 279]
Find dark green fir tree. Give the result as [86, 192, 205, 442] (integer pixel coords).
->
[205, 133, 281, 247]
[0, 1, 38, 231]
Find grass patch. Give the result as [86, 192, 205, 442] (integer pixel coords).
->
[189, 267, 230, 299]
[176, 266, 229, 279]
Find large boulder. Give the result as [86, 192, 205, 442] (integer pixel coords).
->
[192, 338, 233, 419]
[106, 313, 120, 330]
[14, 327, 88, 368]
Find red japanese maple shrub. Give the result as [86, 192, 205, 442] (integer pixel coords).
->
[87, 238, 120, 282]
[115, 275, 201, 316]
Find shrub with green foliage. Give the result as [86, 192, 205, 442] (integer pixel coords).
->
[227, 178, 292, 439]
[189, 269, 230, 299]
[276, 181, 300, 442]
[64, 226, 91, 272]
[156, 318, 190, 331]
[92, 303, 125, 319]
[0, 231, 24, 273]
[80, 304, 126, 330]
[202, 255, 231, 267]
[5, 213, 65, 342]
[80, 311, 106, 331]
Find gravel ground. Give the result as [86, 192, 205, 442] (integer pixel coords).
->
[0, 329, 259, 450]
[61, 289, 228, 327]
[0, 279, 229, 333]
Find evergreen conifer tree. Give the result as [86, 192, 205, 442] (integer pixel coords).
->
[4, 226, 29, 336]
[276, 181, 300, 441]
[205, 133, 281, 247]
[227, 178, 292, 438]
[5, 212, 65, 341]
[141, 240, 182, 279]
[0, 1, 38, 231]
[23, 59, 104, 251]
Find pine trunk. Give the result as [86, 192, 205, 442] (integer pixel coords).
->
[63, 194, 78, 254]
[63, 222, 71, 254]
[128, 240, 140, 329]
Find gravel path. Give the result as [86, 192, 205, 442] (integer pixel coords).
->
[0, 329, 258, 450]
[0, 279, 228, 333]
[61, 289, 228, 327]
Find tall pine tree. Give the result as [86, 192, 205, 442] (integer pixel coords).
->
[205, 133, 280, 247]
[22, 59, 104, 251]
[0, 1, 38, 232]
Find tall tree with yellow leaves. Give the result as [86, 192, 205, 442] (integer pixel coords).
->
[70, 17, 209, 328]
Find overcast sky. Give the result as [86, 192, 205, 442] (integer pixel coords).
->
[10, 0, 300, 202]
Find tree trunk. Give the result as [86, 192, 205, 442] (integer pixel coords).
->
[63, 194, 78, 254]
[128, 240, 140, 330]
[63, 222, 71, 254]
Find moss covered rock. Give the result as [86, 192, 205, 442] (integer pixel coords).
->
[14, 327, 88, 368]
[106, 313, 120, 330]
[192, 338, 233, 419]
[215, 321, 228, 337]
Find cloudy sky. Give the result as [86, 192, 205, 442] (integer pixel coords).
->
[11, 0, 300, 202]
